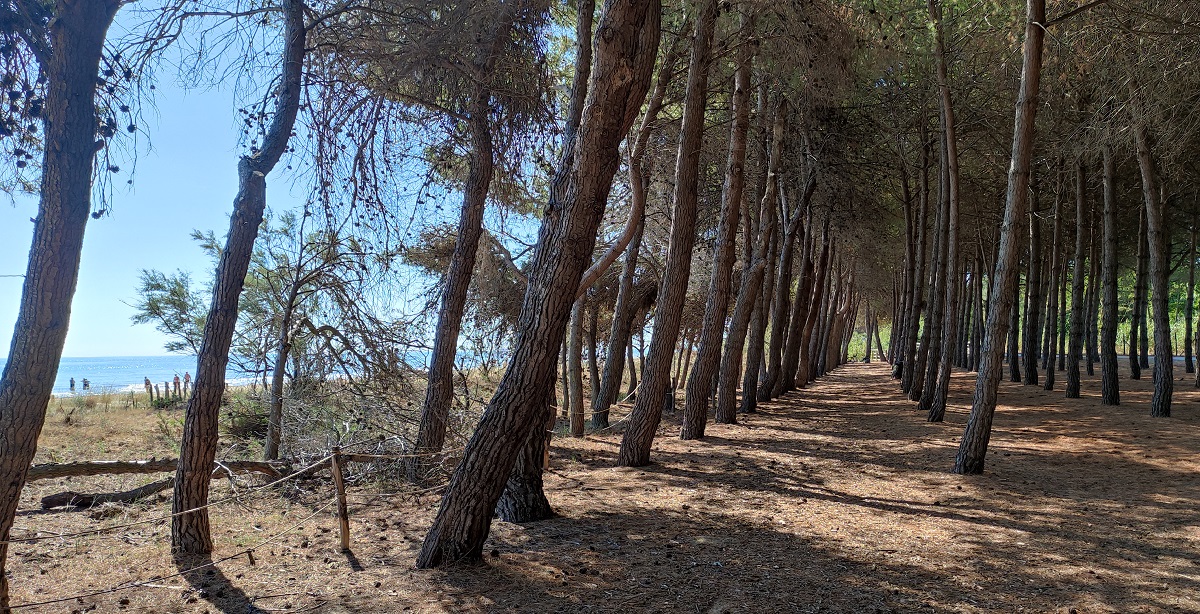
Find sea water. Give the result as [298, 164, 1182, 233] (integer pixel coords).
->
[0, 355, 255, 396]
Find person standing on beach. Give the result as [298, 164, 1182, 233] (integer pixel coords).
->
[183, 371, 191, 395]
[69, 378, 75, 392]
[82, 378, 89, 391]
[144, 377, 152, 395]
[173, 375, 181, 397]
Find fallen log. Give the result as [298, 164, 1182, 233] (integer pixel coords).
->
[27, 458, 285, 482]
[41, 477, 176, 509]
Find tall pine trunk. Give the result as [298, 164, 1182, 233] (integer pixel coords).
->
[1042, 178, 1062, 391]
[1186, 221, 1196, 374]
[617, 0, 717, 467]
[680, 24, 753, 439]
[592, 21, 681, 424]
[954, 0, 1045, 475]
[173, 0, 305, 554]
[1099, 146, 1121, 404]
[0, 1, 121, 605]
[1066, 158, 1088, 398]
[1022, 201, 1043, 386]
[1133, 123, 1172, 418]
[416, 0, 662, 567]
[926, 0, 963, 422]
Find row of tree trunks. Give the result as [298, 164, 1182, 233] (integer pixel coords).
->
[924, 0, 962, 423]
[718, 93, 781, 422]
[617, 0, 717, 467]
[680, 14, 754, 440]
[415, 0, 663, 567]
[1132, 121, 1172, 418]
[1042, 177, 1063, 392]
[954, 0, 1046, 475]
[592, 17, 682, 425]
[1066, 159, 1088, 399]
[900, 138, 931, 395]
[779, 185, 819, 395]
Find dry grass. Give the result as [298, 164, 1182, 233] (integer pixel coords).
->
[8, 360, 1200, 613]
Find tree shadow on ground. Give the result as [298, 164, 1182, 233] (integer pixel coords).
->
[175, 553, 261, 614]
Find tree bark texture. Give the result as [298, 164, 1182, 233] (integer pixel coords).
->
[680, 25, 753, 439]
[926, 0, 963, 422]
[0, 2, 121, 605]
[1099, 147, 1120, 404]
[1066, 158, 1088, 399]
[954, 0, 1044, 475]
[1133, 123, 1172, 418]
[173, 0, 305, 555]
[416, 0, 661, 567]
[617, 0, 717, 466]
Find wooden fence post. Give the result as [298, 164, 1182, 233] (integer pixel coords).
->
[331, 446, 350, 552]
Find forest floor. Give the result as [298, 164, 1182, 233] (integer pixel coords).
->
[8, 361, 1200, 613]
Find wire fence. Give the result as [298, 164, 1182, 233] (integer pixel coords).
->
[5, 444, 459, 610]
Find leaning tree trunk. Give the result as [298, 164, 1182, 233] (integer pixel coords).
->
[416, 0, 661, 567]
[495, 393, 556, 523]
[1066, 158, 1088, 399]
[1133, 123, 1172, 418]
[495, 0, 602, 512]
[595, 217, 642, 425]
[954, 0, 1044, 475]
[173, 0, 305, 555]
[411, 107, 496, 480]
[715, 258, 766, 424]
[592, 14, 681, 424]
[1099, 146, 1121, 404]
[618, 0, 717, 466]
[0, 1, 121, 606]
[409, 2, 523, 481]
[680, 23, 753, 440]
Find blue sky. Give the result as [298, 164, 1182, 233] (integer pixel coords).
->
[0, 80, 307, 358]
